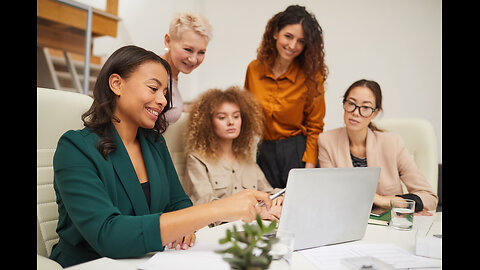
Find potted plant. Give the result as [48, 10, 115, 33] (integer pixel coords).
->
[216, 215, 278, 270]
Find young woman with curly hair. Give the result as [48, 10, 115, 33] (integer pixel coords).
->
[182, 86, 283, 225]
[50, 46, 273, 267]
[244, 5, 328, 188]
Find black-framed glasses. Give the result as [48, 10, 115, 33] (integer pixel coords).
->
[343, 100, 377, 118]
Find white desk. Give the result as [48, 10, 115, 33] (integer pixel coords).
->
[66, 212, 442, 269]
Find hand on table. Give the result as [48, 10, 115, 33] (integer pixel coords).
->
[166, 233, 196, 250]
[414, 210, 433, 216]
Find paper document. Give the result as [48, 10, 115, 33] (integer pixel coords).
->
[137, 242, 229, 270]
[299, 243, 442, 269]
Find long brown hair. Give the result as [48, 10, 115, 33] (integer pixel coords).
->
[185, 86, 264, 161]
[343, 79, 383, 132]
[257, 5, 328, 96]
[81, 45, 173, 159]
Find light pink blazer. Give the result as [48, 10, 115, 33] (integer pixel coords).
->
[317, 127, 438, 211]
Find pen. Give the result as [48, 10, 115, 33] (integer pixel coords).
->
[257, 188, 286, 207]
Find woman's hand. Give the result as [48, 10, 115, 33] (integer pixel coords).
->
[166, 233, 196, 250]
[272, 195, 284, 206]
[373, 194, 398, 209]
[414, 210, 433, 216]
[305, 162, 315, 168]
[213, 189, 272, 223]
[260, 205, 282, 221]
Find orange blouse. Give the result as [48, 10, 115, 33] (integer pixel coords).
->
[244, 59, 326, 165]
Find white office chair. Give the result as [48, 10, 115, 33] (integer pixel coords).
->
[37, 88, 93, 269]
[163, 112, 189, 184]
[373, 117, 438, 195]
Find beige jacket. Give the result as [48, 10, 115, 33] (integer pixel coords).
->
[181, 152, 280, 206]
[317, 127, 438, 211]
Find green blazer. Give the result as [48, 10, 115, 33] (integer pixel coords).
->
[49, 125, 192, 268]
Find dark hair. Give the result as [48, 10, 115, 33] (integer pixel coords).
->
[81, 45, 173, 159]
[257, 5, 328, 95]
[342, 79, 383, 132]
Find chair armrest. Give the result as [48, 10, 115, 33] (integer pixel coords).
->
[37, 254, 63, 270]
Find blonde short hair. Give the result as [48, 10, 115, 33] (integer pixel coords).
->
[168, 12, 213, 42]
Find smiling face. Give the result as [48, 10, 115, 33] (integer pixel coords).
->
[165, 29, 208, 77]
[212, 102, 242, 142]
[343, 86, 379, 132]
[273, 23, 306, 65]
[109, 61, 169, 130]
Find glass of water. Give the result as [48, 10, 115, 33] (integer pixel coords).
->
[390, 198, 415, 231]
[269, 230, 295, 269]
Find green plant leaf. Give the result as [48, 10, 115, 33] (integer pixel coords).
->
[256, 214, 263, 229]
[226, 228, 232, 240]
[243, 222, 252, 236]
[249, 255, 270, 267]
[266, 220, 277, 233]
[216, 218, 276, 270]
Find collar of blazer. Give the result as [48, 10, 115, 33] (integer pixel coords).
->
[336, 127, 380, 169]
[108, 125, 154, 216]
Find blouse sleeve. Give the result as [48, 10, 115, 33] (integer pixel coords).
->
[254, 163, 277, 194]
[302, 75, 326, 165]
[157, 136, 193, 212]
[317, 133, 335, 168]
[395, 135, 439, 211]
[183, 153, 217, 205]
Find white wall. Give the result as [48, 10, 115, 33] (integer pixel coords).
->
[90, 0, 442, 163]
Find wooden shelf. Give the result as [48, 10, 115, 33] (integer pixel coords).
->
[37, 0, 119, 55]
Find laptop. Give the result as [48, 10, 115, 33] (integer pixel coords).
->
[276, 167, 380, 251]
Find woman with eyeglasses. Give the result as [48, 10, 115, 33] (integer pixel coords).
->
[317, 79, 438, 214]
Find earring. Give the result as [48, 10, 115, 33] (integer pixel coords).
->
[164, 47, 169, 52]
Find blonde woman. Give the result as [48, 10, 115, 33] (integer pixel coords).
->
[162, 12, 212, 123]
[182, 86, 283, 225]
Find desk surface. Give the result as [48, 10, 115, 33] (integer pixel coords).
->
[65, 212, 442, 269]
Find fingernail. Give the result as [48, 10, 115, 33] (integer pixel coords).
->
[176, 244, 181, 250]
[189, 242, 195, 247]
[167, 243, 172, 249]
[183, 244, 188, 249]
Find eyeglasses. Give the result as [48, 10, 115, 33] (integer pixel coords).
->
[343, 100, 377, 118]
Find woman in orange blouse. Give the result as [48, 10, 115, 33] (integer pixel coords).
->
[244, 5, 328, 188]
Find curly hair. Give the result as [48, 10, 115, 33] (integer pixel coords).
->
[257, 5, 328, 96]
[81, 45, 173, 159]
[185, 86, 264, 162]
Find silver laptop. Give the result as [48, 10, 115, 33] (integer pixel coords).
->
[277, 167, 380, 251]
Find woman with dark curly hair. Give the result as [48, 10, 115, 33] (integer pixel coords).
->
[244, 5, 328, 188]
[183, 86, 283, 225]
[50, 46, 273, 267]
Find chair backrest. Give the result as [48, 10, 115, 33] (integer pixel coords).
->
[37, 88, 93, 257]
[163, 112, 189, 183]
[373, 117, 438, 194]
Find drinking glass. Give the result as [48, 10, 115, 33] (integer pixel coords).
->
[390, 198, 415, 231]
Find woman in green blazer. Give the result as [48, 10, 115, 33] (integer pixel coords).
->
[50, 45, 272, 268]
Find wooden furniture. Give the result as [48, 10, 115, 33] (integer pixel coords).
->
[37, 0, 120, 95]
[37, 0, 119, 56]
